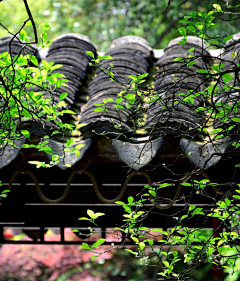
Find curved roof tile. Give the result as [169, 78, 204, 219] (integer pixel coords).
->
[0, 33, 238, 171]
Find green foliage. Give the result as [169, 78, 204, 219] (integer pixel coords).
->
[0, 18, 89, 171]
[1, 0, 240, 51]
[73, 2, 240, 280]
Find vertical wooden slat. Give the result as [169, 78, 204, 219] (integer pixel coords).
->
[40, 226, 45, 242]
[60, 226, 65, 243]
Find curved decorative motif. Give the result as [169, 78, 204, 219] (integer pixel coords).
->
[5, 169, 153, 204]
[4, 168, 224, 207]
[153, 175, 192, 210]
[112, 137, 163, 170]
[93, 170, 152, 204]
[5, 170, 25, 195]
[5, 170, 72, 203]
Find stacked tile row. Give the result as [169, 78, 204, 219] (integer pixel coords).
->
[214, 33, 240, 130]
[79, 36, 153, 139]
[146, 36, 211, 137]
[45, 33, 97, 112]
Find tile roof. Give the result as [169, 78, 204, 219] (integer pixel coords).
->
[0, 33, 237, 171]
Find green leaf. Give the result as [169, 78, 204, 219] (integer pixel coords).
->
[113, 104, 124, 109]
[124, 249, 136, 255]
[128, 75, 137, 80]
[189, 205, 196, 211]
[128, 196, 134, 204]
[187, 26, 196, 33]
[149, 190, 156, 197]
[157, 272, 167, 277]
[92, 238, 106, 248]
[116, 98, 123, 104]
[147, 239, 153, 246]
[158, 183, 172, 189]
[93, 212, 105, 218]
[21, 144, 36, 148]
[223, 36, 233, 43]
[180, 215, 188, 221]
[21, 130, 30, 139]
[51, 130, 61, 136]
[75, 143, 85, 150]
[91, 255, 98, 261]
[232, 118, 240, 123]
[173, 251, 178, 257]
[212, 128, 223, 134]
[139, 227, 149, 230]
[30, 56, 38, 66]
[19, 29, 27, 41]
[162, 260, 170, 267]
[28, 161, 43, 166]
[103, 98, 113, 103]
[43, 22, 50, 30]
[94, 108, 104, 112]
[173, 57, 183, 62]
[196, 69, 208, 73]
[181, 182, 192, 186]
[213, 4, 222, 12]
[210, 40, 220, 45]
[178, 27, 187, 37]
[131, 236, 139, 243]
[192, 208, 204, 215]
[115, 201, 125, 205]
[1, 190, 10, 193]
[80, 243, 90, 249]
[187, 61, 197, 66]
[85, 51, 95, 58]
[87, 209, 95, 219]
[66, 139, 73, 148]
[78, 217, 90, 221]
[51, 64, 63, 71]
[61, 110, 76, 115]
[178, 38, 187, 45]
[138, 73, 149, 80]
[152, 229, 168, 235]
[101, 55, 113, 59]
[76, 123, 88, 129]
[139, 242, 145, 250]
[223, 73, 234, 83]
[59, 92, 68, 100]
[42, 60, 50, 70]
[39, 146, 53, 155]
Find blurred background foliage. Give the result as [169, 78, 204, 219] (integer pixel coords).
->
[1, 0, 240, 51]
[0, 229, 230, 280]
